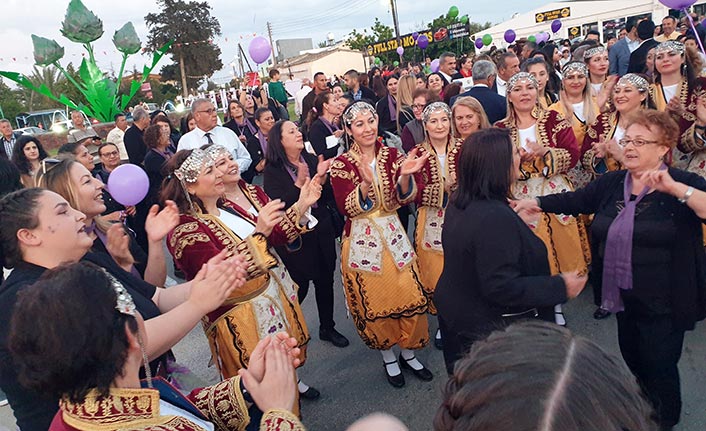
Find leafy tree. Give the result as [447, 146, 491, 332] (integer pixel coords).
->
[346, 18, 397, 64]
[424, 15, 492, 59]
[0, 79, 25, 124]
[144, 0, 223, 97]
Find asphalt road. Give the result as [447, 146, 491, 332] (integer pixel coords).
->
[1, 256, 705, 431]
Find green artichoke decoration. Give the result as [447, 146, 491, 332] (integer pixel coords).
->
[60, 0, 104, 43]
[31, 35, 65, 66]
[113, 22, 141, 55]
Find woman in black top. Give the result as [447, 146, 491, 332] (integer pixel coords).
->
[263, 120, 349, 348]
[143, 123, 173, 207]
[224, 99, 258, 144]
[0, 188, 243, 431]
[514, 110, 706, 430]
[375, 74, 400, 135]
[435, 128, 585, 374]
[307, 91, 344, 160]
[244, 108, 275, 183]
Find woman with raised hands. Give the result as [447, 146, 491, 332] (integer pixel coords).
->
[330, 101, 433, 388]
[161, 146, 322, 399]
[496, 72, 590, 327]
[0, 187, 245, 431]
[9, 262, 304, 431]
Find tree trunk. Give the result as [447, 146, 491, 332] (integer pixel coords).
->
[179, 52, 188, 98]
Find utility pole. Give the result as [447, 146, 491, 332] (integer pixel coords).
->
[266, 22, 277, 65]
[389, 0, 402, 47]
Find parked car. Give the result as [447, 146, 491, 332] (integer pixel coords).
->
[14, 126, 48, 136]
[15, 109, 72, 133]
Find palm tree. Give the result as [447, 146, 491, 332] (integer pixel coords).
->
[25, 66, 67, 111]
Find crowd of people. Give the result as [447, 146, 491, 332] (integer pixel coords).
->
[1, 10, 706, 431]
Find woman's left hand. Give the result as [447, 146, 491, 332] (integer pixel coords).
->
[399, 148, 429, 175]
[316, 155, 331, 179]
[640, 169, 679, 195]
[145, 200, 180, 243]
[297, 174, 323, 208]
[525, 139, 546, 157]
[667, 96, 686, 118]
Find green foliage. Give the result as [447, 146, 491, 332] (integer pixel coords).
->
[144, 0, 223, 91]
[0, 79, 26, 123]
[423, 14, 492, 59]
[0, 0, 171, 122]
[346, 18, 396, 64]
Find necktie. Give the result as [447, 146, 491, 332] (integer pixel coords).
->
[205, 132, 214, 145]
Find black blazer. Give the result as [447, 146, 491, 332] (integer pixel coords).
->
[375, 95, 398, 135]
[262, 152, 337, 280]
[0, 132, 22, 159]
[143, 150, 169, 206]
[243, 134, 265, 183]
[435, 199, 567, 356]
[308, 119, 340, 160]
[124, 125, 147, 166]
[449, 86, 507, 124]
[348, 86, 377, 105]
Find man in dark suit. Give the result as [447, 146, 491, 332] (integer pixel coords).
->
[628, 20, 659, 75]
[609, 18, 640, 76]
[0, 119, 22, 160]
[449, 60, 507, 124]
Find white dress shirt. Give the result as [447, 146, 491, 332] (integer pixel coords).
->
[496, 76, 508, 97]
[177, 126, 252, 173]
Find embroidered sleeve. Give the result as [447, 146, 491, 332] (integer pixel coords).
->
[167, 221, 221, 281]
[553, 118, 580, 168]
[236, 233, 278, 278]
[260, 409, 306, 431]
[330, 158, 375, 218]
[542, 148, 573, 177]
[267, 205, 311, 246]
[189, 376, 250, 431]
[681, 122, 706, 153]
[397, 175, 417, 205]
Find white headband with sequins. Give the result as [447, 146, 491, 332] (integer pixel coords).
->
[342, 101, 377, 127]
[174, 149, 213, 183]
[507, 72, 538, 92]
[655, 41, 685, 56]
[616, 73, 649, 93]
[562, 61, 588, 77]
[583, 46, 607, 61]
[205, 144, 231, 162]
[422, 102, 452, 123]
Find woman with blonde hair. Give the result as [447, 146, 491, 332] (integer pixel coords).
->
[584, 46, 610, 97]
[451, 97, 490, 141]
[549, 61, 599, 189]
[496, 72, 590, 326]
[396, 74, 418, 134]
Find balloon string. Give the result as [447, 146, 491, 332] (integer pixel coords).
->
[684, 8, 706, 57]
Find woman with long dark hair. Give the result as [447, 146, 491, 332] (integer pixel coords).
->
[307, 91, 344, 160]
[263, 120, 349, 348]
[435, 128, 585, 374]
[224, 99, 258, 144]
[11, 135, 48, 188]
[244, 107, 275, 183]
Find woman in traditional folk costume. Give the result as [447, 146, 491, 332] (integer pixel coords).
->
[582, 74, 654, 180]
[329, 101, 433, 388]
[549, 61, 599, 189]
[496, 72, 590, 326]
[650, 40, 706, 173]
[584, 46, 609, 98]
[411, 102, 462, 348]
[163, 147, 321, 396]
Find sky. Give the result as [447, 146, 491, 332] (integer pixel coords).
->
[1, 0, 539, 82]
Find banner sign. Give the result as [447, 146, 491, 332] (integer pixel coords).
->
[365, 23, 471, 56]
[535, 7, 571, 23]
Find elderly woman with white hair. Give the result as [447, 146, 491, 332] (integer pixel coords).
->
[496, 72, 590, 326]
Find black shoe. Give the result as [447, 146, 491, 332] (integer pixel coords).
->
[384, 360, 405, 388]
[319, 328, 350, 348]
[593, 307, 611, 320]
[399, 354, 433, 381]
[434, 330, 443, 350]
[299, 386, 320, 400]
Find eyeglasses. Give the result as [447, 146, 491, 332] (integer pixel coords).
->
[100, 151, 119, 158]
[618, 138, 661, 147]
[412, 104, 425, 110]
[197, 108, 218, 115]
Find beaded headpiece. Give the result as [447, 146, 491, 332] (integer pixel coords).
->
[173, 149, 212, 183]
[107, 271, 137, 316]
[616, 73, 650, 93]
[562, 61, 588, 77]
[583, 46, 607, 61]
[204, 144, 231, 162]
[341, 101, 377, 127]
[507, 72, 538, 92]
[422, 102, 452, 123]
[655, 41, 685, 56]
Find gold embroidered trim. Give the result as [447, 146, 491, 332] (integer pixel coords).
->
[543, 148, 572, 177]
[192, 376, 249, 431]
[60, 388, 165, 430]
[261, 409, 306, 431]
[236, 233, 278, 278]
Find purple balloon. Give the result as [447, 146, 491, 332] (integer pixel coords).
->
[504, 29, 516, 44]
[536, 33, 547, 43]
[412, 32, 419, 40]
[248, 36, 271, 64]
[658, 0, 696, 8]
[475, 38, 484, 49]
[417, 34, 429, 50]
[396, 46, 404, 56]
[430, 58, 440, 72]
[107, 164, 149, 207]
[551, 19, 562, 33]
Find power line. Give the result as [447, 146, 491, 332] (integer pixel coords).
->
[269, 0, 378, 28]
[271, 0, 380, 31]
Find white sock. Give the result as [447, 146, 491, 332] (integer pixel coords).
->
[400, 349, 424, 371]
[554, 304, 566, 326]
[297, 378, 310, 393]
[381, 349, 401, 375]
[435, 328, 442, 340]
